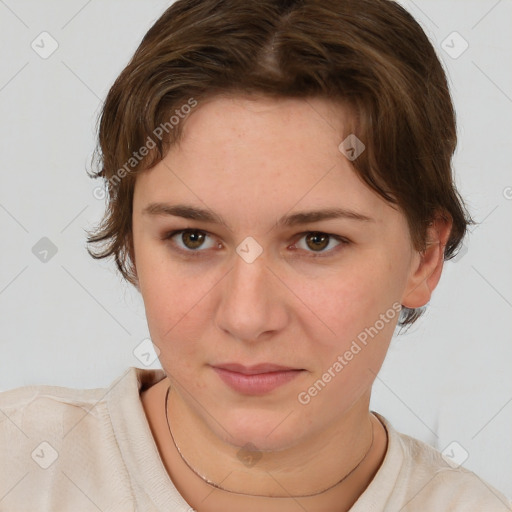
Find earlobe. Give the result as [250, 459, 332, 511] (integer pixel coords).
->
[401, 214, 453, 309]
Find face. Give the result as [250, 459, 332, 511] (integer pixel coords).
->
[132, 95, 421, 451]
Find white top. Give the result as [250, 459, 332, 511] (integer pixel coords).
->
[1, 366, 510, 511]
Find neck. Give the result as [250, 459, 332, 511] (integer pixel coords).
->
[157, 383, 388, 512]
[166, 384, 375, 498]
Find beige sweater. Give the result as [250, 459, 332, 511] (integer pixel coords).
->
[1, 367, 510, 511]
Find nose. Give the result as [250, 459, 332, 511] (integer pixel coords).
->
[214, 247, 288, 343]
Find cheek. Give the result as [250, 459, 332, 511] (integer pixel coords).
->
[135, 240, 185, 337]
[135, 245, 220, 365]
[297, 262, 396, 341]
[294, 269, 398, 415]
[288, 254, 402, 399]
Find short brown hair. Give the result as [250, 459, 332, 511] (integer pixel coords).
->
[86, 0, 472, 326]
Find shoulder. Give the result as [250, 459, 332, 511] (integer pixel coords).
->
[0, 377, 111, 444]
[378, 414, 512, 511]
[0, 377, 107, 410]
[0, 371, 127, 438]
[0, 368, 149, 511]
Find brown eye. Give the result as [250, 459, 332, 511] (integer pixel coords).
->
[292, 231, 346, 257]
[181, 230, 206, 249]
[163, 229, 220, 256]
[305, 232, 330, 251]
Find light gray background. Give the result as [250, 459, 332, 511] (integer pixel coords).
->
[1, 0, 511, 500]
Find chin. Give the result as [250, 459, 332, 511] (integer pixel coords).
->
[211, 409, 305, 453]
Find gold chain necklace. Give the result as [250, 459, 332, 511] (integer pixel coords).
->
[164, 385, 375, 498]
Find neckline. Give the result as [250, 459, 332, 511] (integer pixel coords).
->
[107, 367, 404, 511]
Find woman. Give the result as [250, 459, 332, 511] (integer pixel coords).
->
[1, 0, 510, 510]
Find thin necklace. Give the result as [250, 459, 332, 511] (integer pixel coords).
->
[164, 385, 375, 498]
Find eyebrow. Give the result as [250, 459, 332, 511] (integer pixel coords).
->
[142, 202, 374, 228]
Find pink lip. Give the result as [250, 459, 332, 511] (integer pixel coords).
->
[211, 363, 304, 395]
[213, 362, 299, 374]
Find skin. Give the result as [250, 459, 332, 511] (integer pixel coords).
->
[133, 95, 451, 512]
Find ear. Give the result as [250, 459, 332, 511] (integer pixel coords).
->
[401, 213, 453, 309]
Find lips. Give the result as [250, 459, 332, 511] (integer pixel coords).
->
[213, 363, 300, 375]
[210, 363, 305, 395]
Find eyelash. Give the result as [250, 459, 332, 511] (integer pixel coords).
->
[161, 229, 350, 259]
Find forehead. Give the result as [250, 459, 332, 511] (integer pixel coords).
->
[180, 94, 354, 153]
[148, 94, 358, 187]
[133, 94, 394, 228]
